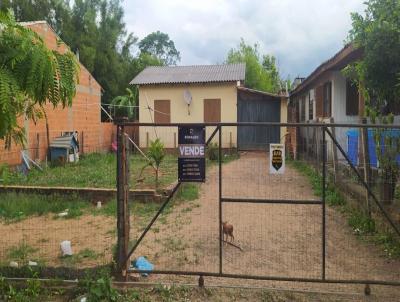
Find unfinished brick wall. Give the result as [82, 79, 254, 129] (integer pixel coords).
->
[0, 22, 116, 166]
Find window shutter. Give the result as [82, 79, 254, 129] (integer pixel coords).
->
[204, 99, 221, 122]
[315, 85, 323, 118]
[154, 100, 171, 123]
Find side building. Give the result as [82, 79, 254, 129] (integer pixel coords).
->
[0, 21, 114, 166]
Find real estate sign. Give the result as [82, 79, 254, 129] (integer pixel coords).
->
[269, 143, 285, 174]
[178, 126, 206, 182]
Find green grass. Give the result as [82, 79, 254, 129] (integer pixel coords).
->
[60, 248, 101, 267]
[7, 241, 39, 264]
[4, 152, 178, 189]
[288, 158, 400, 259]
[0, 193, 89, 222]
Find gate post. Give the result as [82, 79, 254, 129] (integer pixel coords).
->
[116, 120, 130, 277]
[218, 125, 223, 275]
[322, 126, 326, 280]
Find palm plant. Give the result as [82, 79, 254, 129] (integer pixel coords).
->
[110, 87, 138, 120]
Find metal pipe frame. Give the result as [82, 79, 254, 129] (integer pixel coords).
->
[221, 198, 322, 205]
[114, 121, 400, 129]
[126, 269, 400, 287]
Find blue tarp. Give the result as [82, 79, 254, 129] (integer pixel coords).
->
[132, 256, 153, 276]
[346, 129, 400, 167]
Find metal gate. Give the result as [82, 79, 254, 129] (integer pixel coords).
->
[115, 121, 400, 290]
[237, 90, 280, 150]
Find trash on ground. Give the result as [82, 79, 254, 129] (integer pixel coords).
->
[57, 209, 69, 217]
[131, 256, 154, 277]
[28, 261, 38, 266]
[9, 261, 18, 268]
[60, 240, 73, 256]
[96, 201, 102, 209]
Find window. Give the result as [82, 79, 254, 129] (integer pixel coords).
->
[323, 82, 332, 117]
[154, 100, 170, 123]
[308, 91, 313, 120]
[204, 99, 221, 122]
[346, 80, 359, 116]
[300, 96, 306, 122]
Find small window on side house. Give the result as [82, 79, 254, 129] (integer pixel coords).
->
[346, 80, 359, 116]
[154, 100, 171, 123]
[323, 82, 332, 117]
[300, 97, 306, 122]
[308, 92, 313, 120]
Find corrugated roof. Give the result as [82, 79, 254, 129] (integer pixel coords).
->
[290, 43, 363, 97]
[130, 63, 246, 85]
[50, 136, 77, 149]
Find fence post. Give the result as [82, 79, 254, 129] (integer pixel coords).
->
[218, 125, 222, 275]
[116, 120, 130, 278]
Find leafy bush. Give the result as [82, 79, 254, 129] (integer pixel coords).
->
[147, 139, 166, 187]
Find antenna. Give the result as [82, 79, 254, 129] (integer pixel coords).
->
[183, 89, 192, 115]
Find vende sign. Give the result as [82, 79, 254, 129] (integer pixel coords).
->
[179, 145, 205, 157]
[178, 126, 206, 182]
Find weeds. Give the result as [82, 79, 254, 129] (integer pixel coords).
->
[5, 153, 178, 190]
[0, 193, 88, 222]
[60, 248, 101, 266]
[7, 241, 38, 265]
[289, 159, 400, 259]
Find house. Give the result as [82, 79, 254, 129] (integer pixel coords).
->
[130, 63, 288, 150]
[287, 44, 364, 159]
[0, 21, 114, 166]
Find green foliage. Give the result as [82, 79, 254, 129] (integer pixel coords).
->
[175, 183, 199, 201]
[110, 87, 138, 120]
[7, 241, 38, 264]
[147, 139, 166, 187]
[0, 269, 43, 302]
[138, 31, 181, 65]
[0, 10, 79, 146]
[347, 0, 400, 105]
[226, 38, 282, 93]
[78, 270, 119, 302]
[1, 0, 172, 116]
[346, 1, 400, 203]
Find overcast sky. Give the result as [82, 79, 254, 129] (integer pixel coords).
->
[122, 0, 365, 79]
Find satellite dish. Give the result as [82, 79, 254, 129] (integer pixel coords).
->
[183, 89, 192, 115]
[183, 89, 192, 105]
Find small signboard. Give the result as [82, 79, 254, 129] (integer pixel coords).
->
[178, 126, 206, 182]
[269, 144, 285, 174]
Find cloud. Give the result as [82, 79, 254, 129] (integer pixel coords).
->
[123, 0, 365, 78]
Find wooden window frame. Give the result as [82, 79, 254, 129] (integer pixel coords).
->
[323, 82, 332, 118]
[308, 92, 313, 120]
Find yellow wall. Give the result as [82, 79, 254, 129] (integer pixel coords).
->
[139, 82, 238, 148]
[280, 97, 288, 143]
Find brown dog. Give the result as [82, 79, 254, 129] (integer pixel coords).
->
[222, 221, 234, 243]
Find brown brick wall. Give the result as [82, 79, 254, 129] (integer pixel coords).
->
[0, 22, 115, 166]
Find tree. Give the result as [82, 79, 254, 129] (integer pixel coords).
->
[226, 39, 281, 93]
[346, 0, 400, 204]
[138, 31, 181, 65]
[147, 138, 165, 188]
[0, 11, 79, 146]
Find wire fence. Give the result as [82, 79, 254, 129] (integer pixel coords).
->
[1, 122, 400, 289]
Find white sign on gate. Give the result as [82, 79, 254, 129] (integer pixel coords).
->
[269, 144, 285, 174]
